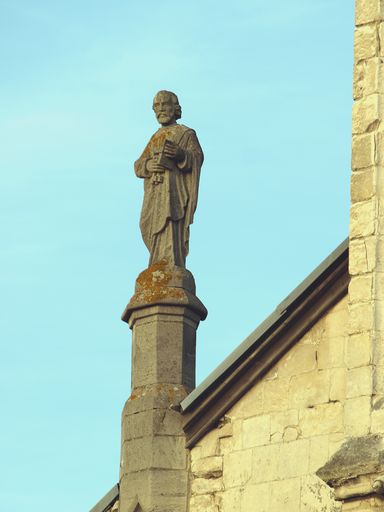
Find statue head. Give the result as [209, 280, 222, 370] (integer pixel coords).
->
[152, 90, 182, 126]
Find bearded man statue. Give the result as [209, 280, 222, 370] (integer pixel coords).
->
[134, 90, 204, 268]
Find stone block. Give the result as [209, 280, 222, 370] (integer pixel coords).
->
[252, 443, 279, 483]
[191, 476, 223, 495]
[149, 495, 187, 512]
[301, 474, 341, 512]
[350, 199, 376, 238]
[348, 239, 368, 275]
[376, 131, 384, 164]
[371, 407, 384, 433]
[278, 343, 317, 378]
[269, 477, 301, 512]
[191, 456, 223, 478]
[242, 414, 270, 448]
[349, 302, 375, 332]
[263, 377, 290, 413]
[344, 396, 371, 435]
[289, 370, 329, 408]
[352, 94, 381, 135]
[190, 446, 202, 463]
[241, 482, 270, 512]
[219, 488, 242, 512]
[270, 409, 299, 440]
[372, 362, 384, 394]
[152, 435, 187, 470]
[377, 271, 384, 298]
[329, 432, 347, 458]
[198, 426, 220, 457]
[189, 494, 218, 512]
[317, 336, 345, 369]
[365, 58, 384, 96]
[330, 368, 347, 402]
[228, 382, 263, 419]
[325, 308, 349, 337]
[381, 23, 384, 55]
[351, 169, 375, 204]
[223, 449, 253, 488]
[131, 307, 197, 389]
[149, 468, 189, 497]
[346, 366, 373, 398]
[352, 133, 375, 169]
[349, 274, 374, 304]
[355, 0, 384, 25]
[300, 403, 343, 437]
[355, 24, 379, 61]
[278, 439, 310, 478]
[353, 58, 384, 99]
[349, 236, 376, 274]
[309, 435, 329, 472]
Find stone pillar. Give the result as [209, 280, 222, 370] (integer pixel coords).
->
[348, 0, 384, 437]
[119, 262, 207, 512]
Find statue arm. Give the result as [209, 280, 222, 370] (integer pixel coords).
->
[134, 156, 150, 178]
[177, 131, 204, 172]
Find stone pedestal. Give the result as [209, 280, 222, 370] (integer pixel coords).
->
[119, 262, 207, 512]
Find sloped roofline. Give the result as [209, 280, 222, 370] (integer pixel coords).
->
[181, 238, 349, 447]
[90, 485, 119, 512]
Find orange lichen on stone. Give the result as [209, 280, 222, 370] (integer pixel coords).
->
[133, 260, 184, 304]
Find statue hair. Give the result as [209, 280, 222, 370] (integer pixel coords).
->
[153, 90, 182, 120]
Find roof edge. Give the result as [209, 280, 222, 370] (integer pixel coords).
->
[182, 238, 349, 446]
[90, 485, 119, 512]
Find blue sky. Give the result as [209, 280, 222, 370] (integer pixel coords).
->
[0, 1, 354, 510]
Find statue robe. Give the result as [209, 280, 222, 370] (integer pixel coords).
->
[134, 123, 203, 267]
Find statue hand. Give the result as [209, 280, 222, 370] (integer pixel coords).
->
[146, 158, 166, 173]
[164, 141, 185, 162]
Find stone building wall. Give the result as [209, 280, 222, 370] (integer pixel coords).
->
[350, 0, 384, 437]
[188, 297, 352, 512]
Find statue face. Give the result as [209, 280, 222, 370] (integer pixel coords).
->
[153, 93, 177, 126]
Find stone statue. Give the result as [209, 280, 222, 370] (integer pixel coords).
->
[134, 90, 204, 268]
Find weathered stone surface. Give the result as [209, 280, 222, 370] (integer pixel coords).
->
[241, 482, 270, 511]
[299, 403, 343, 437]
[263, 377, 290, 412]
[278, 343, 317, 377]
[346, 365, 373, 398]
[191, 476, 223, 495]
[350, 199, 376, 238]
[352, 134, 375, 169]
[344, 396, 371, 436]
[317, 435, 384, 486]
[349, 274, 374, 304]
[352, 94, 382, 134]
[354, 25, 379, 61]
[191, 456, 223, 479]
[349, 302, 375, 333]
[242, 414, 270, 448]
[278, 439, 310, 478]
[355, 0, 384, 25]
[189, 494, 217, 512]
[317, 336, 345, 369]
[309, 435, 330, 472]
[134, 91, 203, 268]
[351, 168, 375, 203]
[270, 477, 301, 511]
[289, 370, 329, 408]
[252, 444, 279, 483]
[330, 367, 346, 402]
[222, 449, 253, 487]
[349, 236, 376, 275]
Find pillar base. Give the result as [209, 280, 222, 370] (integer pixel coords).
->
[119, 263, 207, 512]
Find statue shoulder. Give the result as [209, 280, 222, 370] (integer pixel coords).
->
[178, 124, 195, 134]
